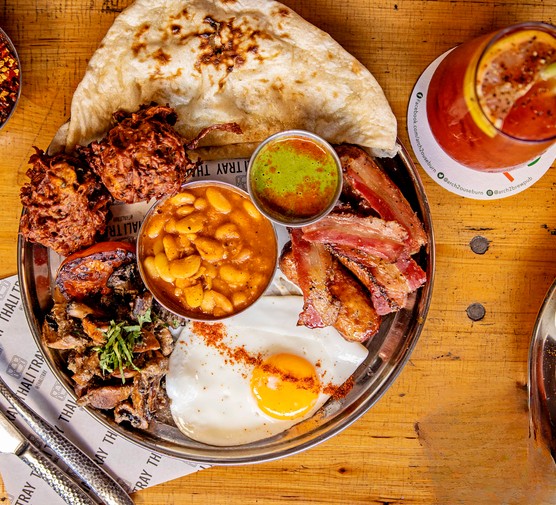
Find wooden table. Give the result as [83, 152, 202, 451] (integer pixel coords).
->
[2, 1, 556, 503]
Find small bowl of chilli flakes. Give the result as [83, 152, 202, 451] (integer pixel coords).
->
[0, 28, 20, 129]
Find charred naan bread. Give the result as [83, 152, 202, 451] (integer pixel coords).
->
[59, 0, 397, 155]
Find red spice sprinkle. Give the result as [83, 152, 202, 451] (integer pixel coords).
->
[192, 322, 263, 368]
[0, 32, 20, 126]
[258, 361, 320, 394]
[324, 376, 355, 400]
[190, 321, 353, 399]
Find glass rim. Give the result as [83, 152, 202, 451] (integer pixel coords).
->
[472, 21, 556, 144]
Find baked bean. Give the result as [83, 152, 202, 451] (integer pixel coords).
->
[211, 277, 228, 294]
[165, 217, 177, 234]
[233, 248, 252, 263]
[176, 214, 204, 234]
[154, 252, 174, 283]
[163, 235, 180, 261]
[175, 277, 195, 289]
[169, 192, 195, 206]
[139, 183, 277, 319]
[213, 291, 234, 314]
[250, 273, 266, 290]
[243, 199, 262, 220]
[229, 210, 249, 229]
[153, 237, 164, 255]
[219, 265, 249, 286]
[201, 290, 216, 312]
[215, 222, 240, 240]
[169, 255, 202, 279]
[143, 256, 159, 279]
[194, 197, 207, 210]
[202, 262, 218, 279]
[195, 237, 225, 263]
[183, 283, 204, 308]
[177, 234, 193, 251]
[176, 205, 195, 217]
[232, 291, 248, 307]
[206, 187, 232, 214]
[147, 214, 166, 239]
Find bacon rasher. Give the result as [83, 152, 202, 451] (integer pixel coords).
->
[336, 144, 427, 255]
[280, 144, 428, 342]
[280, 240, 380, 342]
[327, 244, 426, 316]
[302, 212, 408, 262]
[289, 229, 340, 328]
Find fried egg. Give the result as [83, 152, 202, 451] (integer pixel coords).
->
[166, 295, 369, 446]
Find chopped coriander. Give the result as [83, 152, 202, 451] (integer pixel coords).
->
[137, 310, 152, 327]
[94, 308, 151, 383]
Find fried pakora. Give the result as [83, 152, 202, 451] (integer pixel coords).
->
[20, 148, 112, 256]
[81, 104, 197, 203]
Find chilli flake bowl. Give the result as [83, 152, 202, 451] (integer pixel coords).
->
[0, 27, 21, 130]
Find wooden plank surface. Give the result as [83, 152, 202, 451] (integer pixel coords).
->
[1, 1, 556, 504]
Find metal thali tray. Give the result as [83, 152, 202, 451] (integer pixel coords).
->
[529, 278, 556, 463]
[17, 141, 435, 465]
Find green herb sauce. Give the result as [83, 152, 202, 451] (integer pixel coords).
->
[250, 135, 340, 222]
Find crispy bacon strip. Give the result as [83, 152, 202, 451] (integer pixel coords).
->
[395, 256, 427, 291]
[327, 245, 404, 315]
[336, 144, 427, 255]
[301, 212, 408, 262]
[280, 241, 380, 342]
[289, 229, 340, 328]
[328, 258, 382, 342]
[327, 244, 426, 315]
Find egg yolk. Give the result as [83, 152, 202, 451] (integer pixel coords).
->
[250, 353, 320, 420]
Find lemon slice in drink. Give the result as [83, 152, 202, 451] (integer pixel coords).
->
[464, 29, 556, 138]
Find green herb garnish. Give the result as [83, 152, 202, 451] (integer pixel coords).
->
[137, 310, 152, 327]
[94, 309, 151, 383]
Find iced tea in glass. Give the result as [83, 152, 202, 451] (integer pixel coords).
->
[426, 22, 556, 172]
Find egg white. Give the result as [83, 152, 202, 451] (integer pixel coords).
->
[166, 295, 369, 446]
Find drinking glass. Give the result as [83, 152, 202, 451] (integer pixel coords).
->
[426, 22, 556, 172]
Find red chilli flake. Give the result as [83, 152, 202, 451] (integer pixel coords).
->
[192, 322, 263, 369]
[0, 33, 20, 126]
[191, 321, 353, 399]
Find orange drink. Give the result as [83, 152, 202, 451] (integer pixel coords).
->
[426, 22, 556, 172]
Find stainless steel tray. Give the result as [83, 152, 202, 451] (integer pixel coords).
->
[18, 141, 435, 465]
[529, 278, 556, 463]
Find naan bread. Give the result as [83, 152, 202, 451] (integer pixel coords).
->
[61, 0, 397, 154]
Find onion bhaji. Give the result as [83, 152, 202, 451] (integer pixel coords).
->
[20, 148, 112, 256]
[81, 104, 197, 203]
